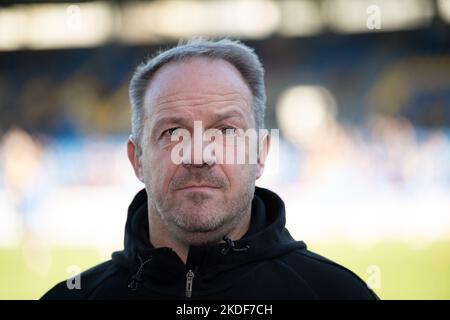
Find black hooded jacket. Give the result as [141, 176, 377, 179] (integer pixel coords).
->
[41, 187, 379, 300]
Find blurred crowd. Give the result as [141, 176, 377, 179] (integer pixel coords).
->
[0, 31, 449, 250]
[0, 114, 449, 249]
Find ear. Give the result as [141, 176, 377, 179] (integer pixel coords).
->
[127, 136, 144, 183]
[256, 131, 270, 180]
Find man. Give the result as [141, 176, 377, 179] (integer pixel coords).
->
[42, 39, 378, 300]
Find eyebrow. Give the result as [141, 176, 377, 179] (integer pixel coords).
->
[151, 116, 189, 136]
[211, 109, 247, 124]
[151, 109, 248, 134]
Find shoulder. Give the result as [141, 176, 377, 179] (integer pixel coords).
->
[278, 249, 380, 300]
[40, 260, 124, 300]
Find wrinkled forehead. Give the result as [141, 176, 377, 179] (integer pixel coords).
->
[143, 57, 254, 118]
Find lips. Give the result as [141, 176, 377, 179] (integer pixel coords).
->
[177, 185, 220, 192]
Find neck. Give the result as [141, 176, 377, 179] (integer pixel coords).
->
[147, 204, 252, 264]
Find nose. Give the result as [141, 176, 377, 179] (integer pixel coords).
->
[182, 161, 208, 168]
[181, 148, 217, 168]
[180, 139, 217, 168]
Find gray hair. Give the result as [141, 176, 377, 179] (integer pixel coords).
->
[129, 38, 266, 145]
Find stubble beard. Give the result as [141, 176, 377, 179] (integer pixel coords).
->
[148, 180, 255, 246]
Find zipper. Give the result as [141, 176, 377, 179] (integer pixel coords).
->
[185, 269, 195, 298]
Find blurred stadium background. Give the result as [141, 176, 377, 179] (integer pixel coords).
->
[0, 0, 449, 299]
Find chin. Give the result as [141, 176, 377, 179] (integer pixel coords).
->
[175, 214, 225, 233]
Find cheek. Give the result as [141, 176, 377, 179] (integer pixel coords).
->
[142, 147, 178, 191]
[220, 164, 256, 190]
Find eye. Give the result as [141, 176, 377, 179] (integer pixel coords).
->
[220, 127, 237, 135]
[161, 127, 181, 137]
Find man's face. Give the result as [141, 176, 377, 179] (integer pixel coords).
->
[129, 57, 267, 245]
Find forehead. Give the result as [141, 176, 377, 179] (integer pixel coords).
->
[143, 57, 254, 118]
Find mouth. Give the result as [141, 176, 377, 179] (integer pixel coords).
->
[176, 185, 220, 192]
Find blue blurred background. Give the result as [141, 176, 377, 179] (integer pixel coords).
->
[0, 0, 449, 299]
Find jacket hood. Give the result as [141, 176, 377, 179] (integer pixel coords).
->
[111, 186, 307, 295]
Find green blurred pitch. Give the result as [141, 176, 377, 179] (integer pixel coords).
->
[0, 240, 449, 300]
